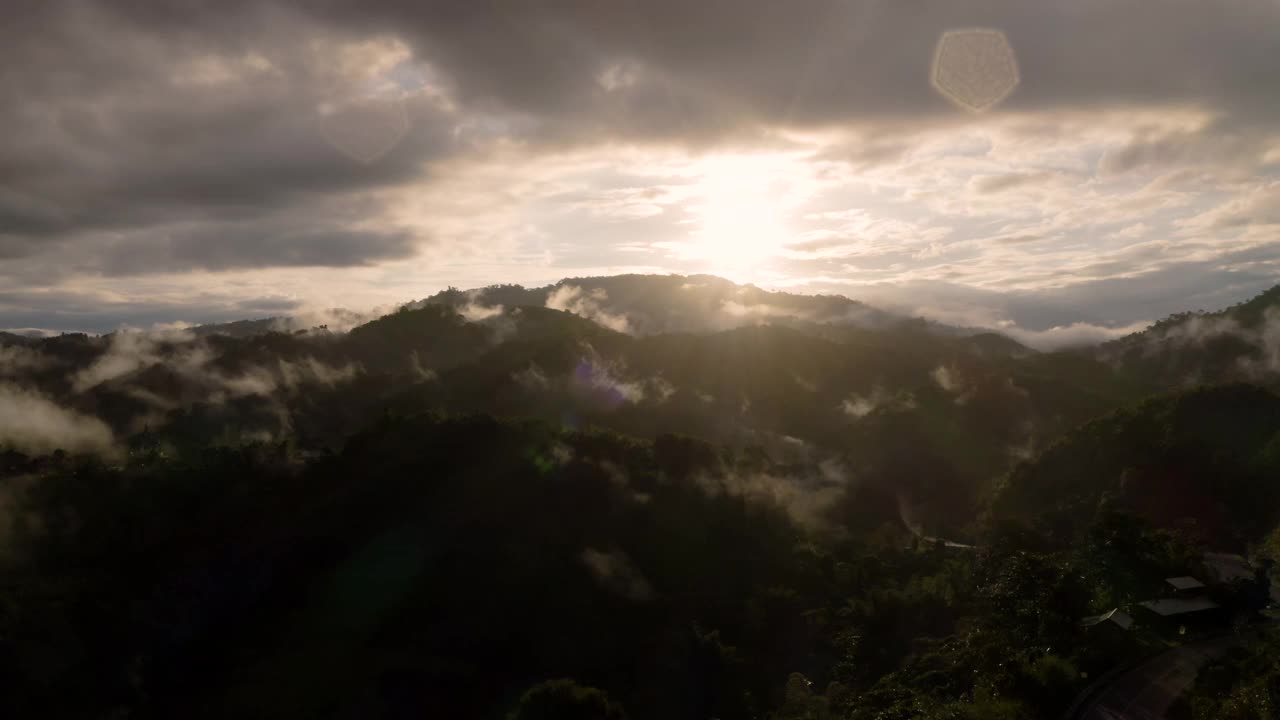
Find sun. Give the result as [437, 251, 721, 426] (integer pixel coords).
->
[687, 155, 791, 272]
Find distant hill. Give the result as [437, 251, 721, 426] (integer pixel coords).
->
[1096, 283, 1280, 389]
[10, 276, 1280, 535]
[419, 273, 912, 335]
[171, 275, 926, 343]
[190, 318, 286, 339]
[991, 384, 1280, 546]
[12, 276, 1280, 719]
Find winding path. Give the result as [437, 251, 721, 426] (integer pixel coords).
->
[1072, 636, 1238, 720]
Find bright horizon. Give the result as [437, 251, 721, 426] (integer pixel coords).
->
[5, 1, 1280, 337]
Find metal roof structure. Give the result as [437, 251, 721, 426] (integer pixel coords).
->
[1079, 608, 1134, 630]
[1165, 576, 1206, 592]
[1138, 597, 1219, 617]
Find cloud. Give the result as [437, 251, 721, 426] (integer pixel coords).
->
[0, 3, 454, 283]
[296, 0, 1280, 141]
[1179, 182, 1280, 231]
[841, 394, 878, 419]
[841, 386, 916, 419]
[581, 548, 654, 601]
[73, 327, 197, 393]
[272, 357, 361, 392]
[5, 1, 1280, 330]
[279, 306, 389, 333]
[720, 301, 799, 322]
[716, 290, 895, 330]
[696, 458, 851, 534]
[1241, 309, 1280, 378]
[572, 355, 645, 407]
[439, 290, 520, 343]
[793, 374, 818, 393]
[931, 365, 962, 393]
[182, 356, 360, 402]
[647, 377, 676, 403]
[930, 364, 980, 406]
[841, 267, 1280, 350]
[512, 364, 551, 391]
[0, 344, 50, 376]
[967, 171, 1062, 195]
[1000, 320, 1152, 350]
[0, 384, 115, 456]
[0, 286, 313, 336]
[91, 225, 419, 276]
[512, 352, 661, 409]
[593, 459, 650, 504]
[724, 470, 847, 534]
[457, 302, 505, 322]
[66, 326, 359, 441]
[546, 285, 631, 333]
[1125, 306, 1280, 383]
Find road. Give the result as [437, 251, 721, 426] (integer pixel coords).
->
[1074, 636, 1239, 720]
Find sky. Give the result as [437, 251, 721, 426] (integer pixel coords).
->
[5, 0, 1280, 338]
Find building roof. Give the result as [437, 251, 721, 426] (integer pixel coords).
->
[1138, 597, 1219, 617]
[1080, 608, 1134, 630]
[921, 535, 976, 550]
[1165, 576, 1206, 591]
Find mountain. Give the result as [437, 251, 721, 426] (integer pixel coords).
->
[0, 331, 39, 347]
[190, 318, 287, 339]
[8, 276, 1280, 718]
[9, 276, 1280, 530]
[1095, 284, 1280, 390]
[0, 274, 1219, 533]
[419, 273, 910, 335]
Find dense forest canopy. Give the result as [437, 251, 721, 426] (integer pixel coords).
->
[5, 274, 1280, 718]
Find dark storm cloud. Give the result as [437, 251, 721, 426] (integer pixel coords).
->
[291, 0, 1280, 136]
[8, 0, 1280, 258]
[1, 1, 454, 274]
[92, 226, 418, 275]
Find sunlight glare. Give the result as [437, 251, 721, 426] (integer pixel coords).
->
[687, 156, 792, 272]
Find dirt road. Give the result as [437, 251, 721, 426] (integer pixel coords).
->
[1074, 636, 1238, 720]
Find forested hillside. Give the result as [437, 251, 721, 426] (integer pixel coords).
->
[5, 274, 1280, 718]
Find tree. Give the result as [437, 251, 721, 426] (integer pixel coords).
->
[508, 679, 628, 720]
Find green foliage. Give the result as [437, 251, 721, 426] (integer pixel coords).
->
[508, 679, 628, 720]
[9, 277, 1280, 717]
[0, 415, 822, 718]
[992, 384, 1280, 545]
[1183, 628, 1280, 719]
[3, 409, 1171, 719]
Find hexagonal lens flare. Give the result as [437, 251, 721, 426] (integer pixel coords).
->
[931, 28, 1020, 113]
